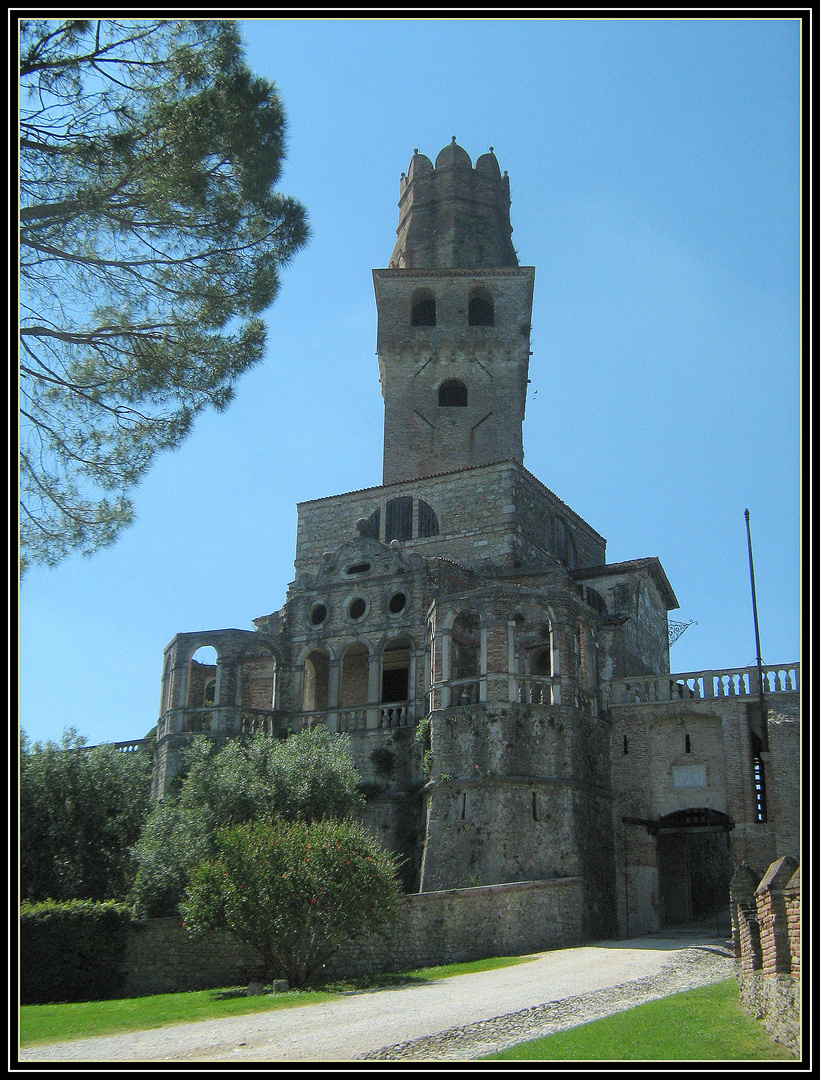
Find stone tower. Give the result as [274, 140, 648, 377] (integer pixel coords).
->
[153, 140, 798, 943]
[376, 140, 535, 484]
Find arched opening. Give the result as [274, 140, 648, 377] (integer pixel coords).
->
[438, 379, 468, 407]
[381, 637, 411, 704]
[188, 646, 218, 707]
[303, 648, 330, 712]
[451, 611, 481, 705]
[417, 499, 439, 538]
[386, 495, 413, 542]
[241, 648, 277, 712]
[340, 643, 369, 708]
[468, 290, 494, 326]
[411, 289, 436, 326]
[654, 809, 734, 926]
[160, 653, 172, 714]
[520, 628, 553, 704]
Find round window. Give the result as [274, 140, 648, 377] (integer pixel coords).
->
[309, 603, 327, 626]
[388, 591, 408, 615]
[347, 597, 366, 620]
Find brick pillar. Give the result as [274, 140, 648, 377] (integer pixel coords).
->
[756, 855, 799, 975]
[784, 868, 800, 977]
[730, 862, 762, 964]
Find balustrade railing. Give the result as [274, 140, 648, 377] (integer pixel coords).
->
[518, 676, 558, 706]
[575, 685, 599, 718]
[450, 678, 481, 706]
[603, 663, 799, 708]
[379, 702, 410, 728]
[156, 706, 278, 739]
[296, 702, 413, 734]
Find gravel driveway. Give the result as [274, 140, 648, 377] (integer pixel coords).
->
[19, 932, 735, 1063]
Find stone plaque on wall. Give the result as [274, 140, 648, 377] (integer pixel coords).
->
[672, 764, 707, 788]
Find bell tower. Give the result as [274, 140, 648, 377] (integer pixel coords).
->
[374, 140, 535, 485]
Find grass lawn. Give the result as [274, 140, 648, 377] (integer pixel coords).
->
[482, 979, 796, 1061]
[19, 954, 534, 1047]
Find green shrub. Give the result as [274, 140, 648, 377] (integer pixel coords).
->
[19, 899, 132, 1004]
[182, 818, 402, 988]
[369, 746, 395, 778]
[20, 729, 152, 903]
[130, 728, 365, 918]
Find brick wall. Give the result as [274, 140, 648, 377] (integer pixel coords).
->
[731, 857, 800, 1055]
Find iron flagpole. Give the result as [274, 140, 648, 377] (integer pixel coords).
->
[744, 509, 768, 751]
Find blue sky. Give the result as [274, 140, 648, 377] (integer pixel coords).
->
[19, 17, 801, 747]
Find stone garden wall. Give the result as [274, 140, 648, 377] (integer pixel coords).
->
[121, 876, 583, 997]
[730, 856, 800, 1055]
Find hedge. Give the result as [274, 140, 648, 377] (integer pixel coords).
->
[20, 899, 132, 1004]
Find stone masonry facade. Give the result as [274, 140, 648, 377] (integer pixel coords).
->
[152, 141, 800, 957]
[121, 878, 582, 997]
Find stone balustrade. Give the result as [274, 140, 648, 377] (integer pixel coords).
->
[156, 707, 278, 740]
[518, 675, 558, 706]
[603, 663, 799, 708]
[297, 702, 414, 734]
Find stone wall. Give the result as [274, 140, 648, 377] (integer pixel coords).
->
[419, 703, 616, 939]
[294, 461, 605, 580]
[730, 857, 800, 1055]
[120, 878, 583, 997]
[609, 693, 800, 937]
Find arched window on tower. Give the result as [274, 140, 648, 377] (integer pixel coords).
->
[386, 496, 413, 542]
[438, 379, 468, 407]
[417, 499, 439, 538]
[411, 289, 436, 326]
[468, 289, 494, 326]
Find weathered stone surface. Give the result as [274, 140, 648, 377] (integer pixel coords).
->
[150, 141, 800, 950]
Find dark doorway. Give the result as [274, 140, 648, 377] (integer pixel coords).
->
[655, 810, 734, 926]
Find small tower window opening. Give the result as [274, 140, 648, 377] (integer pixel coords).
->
[438, 379, 468, 407]
[532, 791, 539, 821]
[752, 733, 767, 823]
[685, 733, 691, 753]
[203, 680, 216, 706]
[411, 290, 436, 326]
[468, 291, 494, 326]
[623, 736, 629, 755]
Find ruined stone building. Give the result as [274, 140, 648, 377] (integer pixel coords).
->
[153, 141, 800, 939]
